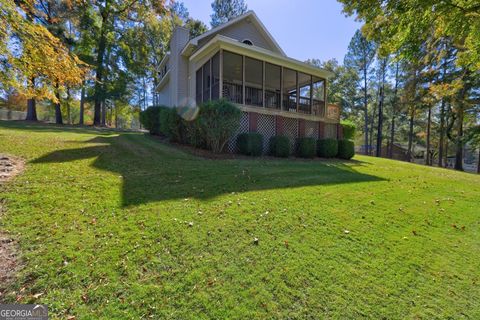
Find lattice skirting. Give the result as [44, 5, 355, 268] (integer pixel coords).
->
[227, 111, 249, 153]
[283, 117, 299, 151]
[324, 123, 338, 139]
[304, 120, 319, 139]
[226, 111, 337, 154]
[256, 114, 275, 154]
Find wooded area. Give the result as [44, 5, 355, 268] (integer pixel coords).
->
[312, 0, 480, 171]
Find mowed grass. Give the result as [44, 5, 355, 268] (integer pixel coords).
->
[0, 120, 479, 319]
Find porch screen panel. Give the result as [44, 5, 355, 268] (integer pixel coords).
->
[282, 68, 297, 112]
[298, 72, 312, 114]
[202, 59, 211, 102]
[211, 52, 220, 100]
[195, 69, 202, 105]
[312, 76, 325, 117]
[245, 56, 263, 107]
[265, 63, 281, 109]
[222, 51, 243, 104]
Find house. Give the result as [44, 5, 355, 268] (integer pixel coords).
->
[156, 11, 341, 153]
[446, 143, 480, 173]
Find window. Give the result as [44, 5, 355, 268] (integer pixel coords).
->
[195, 68, 202, 105]
[222, 51, 243, 104]
[245, 56, 263, 107]
[312, 77, 325, 101]
[265, 63, 281, 109]
[211, 52, 220, 100]
[282, 68, 297, 111]
[202, 60, 211, 103]
[312, 76, 325, 116]
[298, 72, 312, 114]
[242, 39, 253, 46]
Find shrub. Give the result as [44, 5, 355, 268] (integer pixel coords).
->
[297, 137, 316, 158]
[317, 138, 338, 158]
[197, 99, 241, 153]
[184, 119, 205, 148]
[140, 106, 167, 135]
[337, 139, 355, 159]
[269, 136, 290, 158]
[341, 120, 356, 140]
[237, 133, 263, 156]
[162, 107, 187, 143]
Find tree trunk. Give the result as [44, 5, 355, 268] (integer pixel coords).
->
[101, 101, 106, 126]
[66, 87, 71, 125]
[54, 91, 63, 125]
[25, 77, 38, 121]
[79, 80, 85, 125]
[454, 105, 464, 171]
[426, 106, 432, 165]
[26, 98, 37, 121]
[407, 107, 415, 162]
[389, 62, 399, 159]
[477, 148, 480, 174]
[93, 2, 109, 126]
[363, 69, 369, 155]
[438, 98, 446, 167]
[376, 85, 384, 157]
[369, 103, 376, 155]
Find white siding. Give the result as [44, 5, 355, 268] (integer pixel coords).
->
[169, 27, 190, 107]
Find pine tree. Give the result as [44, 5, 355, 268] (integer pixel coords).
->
[210, 0, 247, 28]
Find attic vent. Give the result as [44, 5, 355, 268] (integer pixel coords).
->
[242, 39, 253, 46]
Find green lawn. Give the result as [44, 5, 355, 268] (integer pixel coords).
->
[1, 120, 479, 319]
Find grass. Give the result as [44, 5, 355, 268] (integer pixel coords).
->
[0, 120, 479, 319]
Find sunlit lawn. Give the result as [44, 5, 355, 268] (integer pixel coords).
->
[1, 120, 479, 319]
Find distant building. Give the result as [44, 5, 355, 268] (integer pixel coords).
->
[446, 143, 480, 173]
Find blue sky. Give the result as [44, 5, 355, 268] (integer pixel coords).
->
[181, 0, 362, 63]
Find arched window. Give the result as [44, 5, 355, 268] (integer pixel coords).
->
[242, 39, 253, 46]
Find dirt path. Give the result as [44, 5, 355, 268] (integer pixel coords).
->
[0, 155, 24, 301]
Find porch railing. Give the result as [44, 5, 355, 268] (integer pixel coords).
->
[223, 81, 242, 104]
[313, 99, 326, 117]
[298, 97, 311, 114]
[265, 90, 281, 109]
[223, 81, 327, 118]
[245, 86, 262, 107]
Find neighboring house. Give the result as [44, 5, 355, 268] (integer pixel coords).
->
[446, 143, 480, 173]
[156, 11, 341, 153]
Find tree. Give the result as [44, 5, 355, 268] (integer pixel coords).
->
[375, 55, 388, 157]
[344, 30, 376, 154]
[210, 0, 247, 28]
[1, 0, 86, 120]
[81, 0, 166, 126]
[338, 0, 480, 71]
[388, 59, 401, 158]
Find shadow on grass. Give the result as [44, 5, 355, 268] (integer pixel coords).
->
[32, 133, 385, 206]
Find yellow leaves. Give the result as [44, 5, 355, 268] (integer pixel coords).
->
[0, 0, 89, 102]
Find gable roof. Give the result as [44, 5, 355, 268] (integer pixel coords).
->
[181, 11, 286, 57]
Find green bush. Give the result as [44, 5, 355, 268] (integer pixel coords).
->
[337, 139, 355, 159]
[317, 138, 338, 158]
[297, 137, 316, 158]
[183, 119, 205, 148]
[341, 120, 356, 140]
[162, 107, 187, 143]
[197, 99, 241, 153]
[269, 136, 290, 158]
[140, 106, 168, 135]
[237, 133, 263, 156]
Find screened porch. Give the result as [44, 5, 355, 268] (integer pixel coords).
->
[195, 50, 327, 118]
